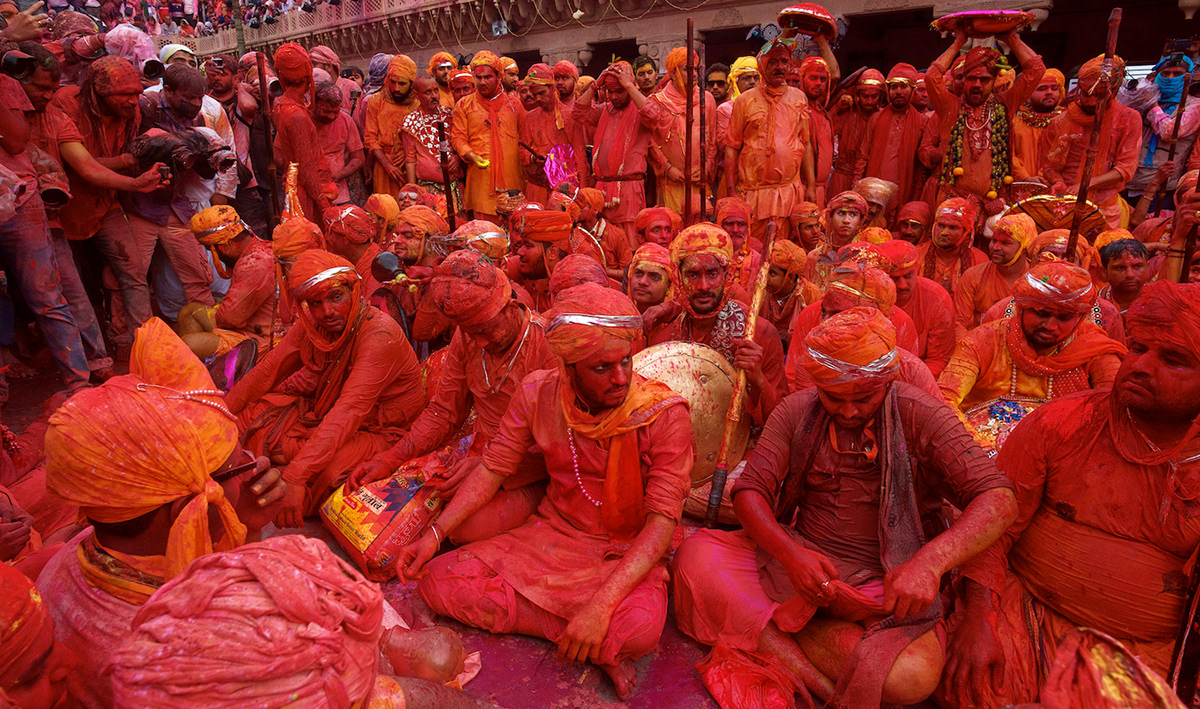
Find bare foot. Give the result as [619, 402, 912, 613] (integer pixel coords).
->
[599, 659, 638, 701]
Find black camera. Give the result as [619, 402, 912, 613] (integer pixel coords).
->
[1, 51, 36, 82]
[142, 59, 164, 81]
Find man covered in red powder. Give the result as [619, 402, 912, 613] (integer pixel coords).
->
[644, 47, 716, 217]
[452, 51, 523, 223]
[271, 43, 336, 221]
[399, 283, 692, 701]
[953, 213, 1036, 340]
[855, 63, 925, 204]
[941, 281, 1200, 708]
[552, 60, 579, 111]
[917, 197, 988, 293]
[673, 306, 1016, 708]
[226, 250, 426, 526]
[633, 206, 682, 247]
[402, 76, 462, 197]
[829, 69, 883, 195]
[518, 64, 581, 205]
[874, 240, 955, 377]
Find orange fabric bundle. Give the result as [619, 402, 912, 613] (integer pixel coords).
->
[109, 535, 384, 708]
[791, 201, 821, 225]
[430, 250, 511, 327]
[715, 197, 752, 226]
[428, 51, 455, 76]
[635, 207, 682, 237]
[935, 197, 979, 236]
[1013, 261, 1094, 314]
[993, 213, 1038, 265]
[771, 240, 807, 278]
[469, 50, 503, 74]
[516, 207, 573, 244]
[0, 562, 49, 679]
[573, 187, 605, 215]
[398, 205, 448, 240]
[273, 218, 326, 261]
[872, 240, 919, 275]
[801, 306, 899, 395]
[44, 319, 245, 580]
[824, 263, 897, 314]
[858, 227, 892, 244]
[364, 194, 401, 233]
[323, 205, 376, 245]
[549, 254, 609, 298]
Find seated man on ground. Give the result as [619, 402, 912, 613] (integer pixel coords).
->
[398, 284, 692, 701]
[1096, 234, 1148, 320]
[178, 205, 276, 359]
[36, 319, 287, 709]
[108, 535, 495, 709]
[807, 192, 868, 288]
[633, 206, 681, 248]
[672, 307, 1016, 708]
[952, 213, 1036, 340]
[940, 281, 1200, 708]
[874, 240, 955, 377]
[939, 261, 1126, 413]
[916, 197, 988, 293]
[760, 239, 822, 348]
[627, 243, 673, 344]
[0, 561, 78, 709]
[350, 250, 556, 543]
[225, 250, 426, 527]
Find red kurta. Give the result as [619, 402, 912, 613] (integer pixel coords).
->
[829, 104, 873, 195]
[952, 261, 1026, 340]
[642, 83, 717, 217]
[899, 275, 956, 378]
[574, 99, 654, 229]
[273, 96, 335, 220]
[1040, 103, 1142, 228]
[855, 103, 925, 203]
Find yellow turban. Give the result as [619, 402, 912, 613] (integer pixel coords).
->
[728, 56, 758, 99]
[190, 205, 248, 246]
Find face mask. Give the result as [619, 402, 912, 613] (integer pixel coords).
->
[1155, 73, 1186, 103]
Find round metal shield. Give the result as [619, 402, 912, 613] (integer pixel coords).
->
[1004, 195, 1108, 244]
[633, 341, 751, 486]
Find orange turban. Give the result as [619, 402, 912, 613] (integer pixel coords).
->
[858, 68, 885, 89]
[631, 242, 670, 272]
[190, 205, 248, 246]
[791, 202, 821, 225]
[387, 55, 417, 87]
[110, 536, 383, 708]
[549, 254, 609, 299]
[273, 218, 325, 261]
[858, 227, 892, 245]
[837, 241, 889, 269]
[666, 47, 699, 75]
[470, 50, 503, 74]
[872, 240, 919, 275]
[715, 197, 752, 227]
[1093, 228, 1134, 252]
[45, 319, 245, 579]
[0, 562, 50, 681]
[428, 51, 456, 77]
[1078, 54, 1126, 94]
[1027, 229, 1101, 273]
[430, 249, 511, 327]
[288, 250, 363, 352]
[669, 222, 734, 269]
[399, 205, 449, 240]
[1043, 68, 1066, 95]
[525, 62, 555, 86]
[798, 56, 829, 80]
[961, 46, 1002, 77]
[574, 187, 605, 215]
[545, 282, 641, 364]
[450, 69, 474, 89]
[826, 191, 869, 223]
[603, 61, 632, 89]
[451, 219, 508, 260]
[992, 213, 1038, 265]
[771, 240, 807, 278]
[323, 204, 376, 245]
[801, 306, 899, 396]
[1013, 261, 1095, 315]
[635, 207, 682, 237]
[364, 193, 401, 237]
[500, 56, 517, 72]
[515, 207, 573, 244]
[824, 263, 896, 314]
[552, 60, 579, 80]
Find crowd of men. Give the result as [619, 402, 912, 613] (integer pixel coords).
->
[2, 3, 1200, 708]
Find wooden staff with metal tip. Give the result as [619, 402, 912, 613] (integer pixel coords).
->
[699, 39, 707, 221]
[256, 52, 281, 224]
[436, 118, 457, 231]
[1065, 7, 1122, 260]
[685, 18, 695, 224]
[706, 220, 778, 527]
[1153, 71, 1193, 219]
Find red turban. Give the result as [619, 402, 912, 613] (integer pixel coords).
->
[825, 191, 869, 223]
[288, 250, 363, 352]
[451, 219, 508, 260]
[771, 240, 807, 278]
[545, 283, 641, 364]
[824, 263, 896, 314]
[89, 56, 142, 96]
[801, 306, 899, 396]
[961, 46, 1002, 77]
[887, 62, 918, 86]
[603, 61, 632, 89]
[715, 197, 752, 227]
[430, 249, 511, 328]
[1126, 281, 1200, 364]
[1013, 261, 1095, 315]
[798, 56, 829, 80]
[574, 187, 605, 215]
[552, 61, 579, 80]
[272, 218, 325, 261]
[854, 178, 898, 210]
[470, 51, 503, 74]
[549, 254, 609, 299]
[791, 201, 821, 225]
[872, 240, 919, 276]
[635, 207, 682, 237]
[110, 536, 383, 708]
[896, 201, 932, 227]
[323, 205, 375, 245]
[0, 561, 51, 681]
[428, 51, 455, 77]
[516, 207, 573, 244]
[631, 242, 671, 273]
[858, 68, 885, 90]
[670, 223, 733, 269]
[935, 197, 979, 233]
[273, 42, 312, 85]
[525, 63, 555, 86]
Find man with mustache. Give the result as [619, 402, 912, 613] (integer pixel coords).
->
[451, 51, 523, 223]
[854, 63, 925, 204]
[365, 54, 419, 196]
[828, 69, 883, 195]
[1009, 69, 1064, 181]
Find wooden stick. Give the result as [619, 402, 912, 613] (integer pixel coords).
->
[1183, 226, 1198, 284]
[436, 118, 457, 231]
[1154, 72, 1193, 218]
[1065, 8, 1122, 260]
[1169, 541, 1200, 701]
[698, 39, 707, 222]
[706, 220, 778, 527]
[255, 52, 280, 226]
[684, 18, 695, 224]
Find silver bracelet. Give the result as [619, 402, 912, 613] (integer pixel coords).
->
[429, 523, 443, 545]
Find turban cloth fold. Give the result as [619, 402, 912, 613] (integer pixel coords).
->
[191, 205, 248, 246]
[553, 60, 579, 80]
[872, 240, 919, 275]
[387, 55, 417, 85]
[450, 69, 475, 89]
[428, 51, 456, 76]
[858, 227, 892, 245]
[451, 219, 508, 259]
[549, 254, 609, 298]
[801, 306, 899, 396]
[961, 46, 1002, 77]
[323, 205, 376, 245]
[500, 57, 518, 72]
[0, 562, 50, 681]
[854, 178, 898, 209]
[1027, 229, 1101, 273]
[525, 63, 555, 86]
[545, 283, 641, 364]
[728, 56, 759, 99]
[825, 191, 869, 222]
[274, 43, 312, 86]
[90, 56, 142, 96]
[670, 223, 734, 269]
[309, 45, 339, 71]
[50, 9, 97, 39]
[470, 51, 503, 74]
[1013, 261, 1095, 315]
[1093, 228, 1134, 252]
[574, 187, 605, 214]
[791, 201, 821, 225]
[935, 197, 979, 236]
[635, 207, 682, 237]
[398, 205, 448, 240]
[430, 250, 511, 328]
[364, 194, 401, 235]
[771, 240, 807, 278]
[992, 213, 1038, 265]
[109, 536, 384, 709]
[715, 196, 752, 227]
[887, 62, 918, 85]
[45, 318, 245, 580]
[1078, 54, 1126, 93]
[288, 250, 363, 353]
[272, 218, 325, 261]
[858, 68, 885, 89]
[824, 263, 897, 314]
[516, 208, 573, 244]
[896, 201, 932, 227]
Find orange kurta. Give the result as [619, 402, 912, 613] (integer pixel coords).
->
[1010, 105, 1064, 181]
[937, 318, 1123, 412]
[952, 261, 1026, 340]
[451, 91, 523, 216]
[518, 104, 580, 205]
[1040, 103, 1142, 229]
[915, 241, 988, 293]
[726, 85, 810, 222]
[363, 93, 417, 196]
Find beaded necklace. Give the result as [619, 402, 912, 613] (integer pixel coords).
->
[940, 96, 1013, 200]
[566, 427, 602, 507]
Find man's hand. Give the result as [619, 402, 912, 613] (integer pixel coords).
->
[733, 339, 765, 387]
[395, 528, 441, 584]
[943, 607, 1006, 708]
[611, 62, 636, 90]
[1, 2, 49, 41]
[1174, 190, 1200, 243]
[436, 455, 481, 497]
[558, 600, 613, 664]
[666, 165, 685, 183]
[882, 558, 941, 620]
[273, 483, 307, 528]
[133, 163, 171, 193]
[233, 456, 287, 532]
[383, 160, 404, 182]
[0, 520, 32, 562]
[640, 300, 681, 334]
[1151, 159, 1177, 191]
[467, 153, 490, 170]
[782, 545, 840, 605]
[347, 455, 395, 492]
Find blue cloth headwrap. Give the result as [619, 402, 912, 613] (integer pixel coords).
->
[1143, 55, 1196, 167]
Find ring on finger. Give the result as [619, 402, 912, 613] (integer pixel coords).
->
[820, 580, 831, 591]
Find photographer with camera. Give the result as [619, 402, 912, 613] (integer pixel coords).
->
[206, 53, 273, 237]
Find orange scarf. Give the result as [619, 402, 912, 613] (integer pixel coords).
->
[560, 373, 685, 540]
[78, 534, 165, 606]
[478, 90, 509, 192]
[1005, 316, 1126, 376]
